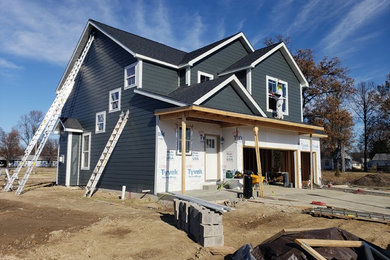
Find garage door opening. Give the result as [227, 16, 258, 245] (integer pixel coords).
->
[301, 151, 317, 188]
[243, 147, 296, 187]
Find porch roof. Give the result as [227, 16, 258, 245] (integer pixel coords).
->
[155, 105, 326, 137]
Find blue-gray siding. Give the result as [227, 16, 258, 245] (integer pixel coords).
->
[251, 50, 302, 123]
[190, 40, 250, 85]
[142, 61, 179, 95]
[202, 84, 255, 115]
[59, 30, 175, 192]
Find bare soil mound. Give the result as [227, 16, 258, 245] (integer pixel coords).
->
[351, 173, 390, 187]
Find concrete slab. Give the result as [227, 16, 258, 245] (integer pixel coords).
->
[184, 185, 390, 215]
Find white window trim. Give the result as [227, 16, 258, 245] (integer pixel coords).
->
[266, 75, 289, 116]
[176, 126, 192, 155]
[124, 62, 138, 89]
[185, 67, 191, 85]
[81, 132, 91, 170]
[246, 68, 252, 94]
[197, 71, 214, 83]
[95, 111, 106, 134]
[109, 88, 121, 113]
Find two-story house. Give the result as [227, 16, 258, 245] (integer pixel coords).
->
[55, 19, 325, 194]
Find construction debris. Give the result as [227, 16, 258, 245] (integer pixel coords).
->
[304, 207, 390, 224]
[231, 227, 390, 260]
[174, 199, 224, 247]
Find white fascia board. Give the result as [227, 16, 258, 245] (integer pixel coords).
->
[230, 75, 267, 117]
[193, 75, 267, 117]
[134, 54, 179, 69]
[218, 65, 252, 76]
[250, 42, 309, 87]
[134, 89, 188, 107]
[186, 32, 254, 66]
[64, 128, 84, 133]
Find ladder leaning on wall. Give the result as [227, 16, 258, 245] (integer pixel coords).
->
[3, 34, 95, 195]
[85, 110, 129, 198]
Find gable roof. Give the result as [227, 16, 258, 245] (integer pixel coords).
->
[54, 117, 83, 133]
[372, 153, 390, 161]
[220, 42, 309, 87]
[90, 20, 186, 65]
[57, 20, 255, 92]
[135, 75, 267, 117]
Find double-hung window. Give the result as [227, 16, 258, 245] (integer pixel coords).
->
[95, 111, 106, 133]
[81, 132, 91, 170]
[177, 127, 191, 155]
[109, 88, 121, 113]
[124, 62, 137, 89]
[197, 71, 214, 83]
[266, 76, 288, 115]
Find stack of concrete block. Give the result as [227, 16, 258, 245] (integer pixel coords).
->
[173, 199, 224, 247]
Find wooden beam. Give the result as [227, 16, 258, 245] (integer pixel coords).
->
[253, 126, 263, 197]
[297, 239, 363, 248]
[310, 133, 313, 190]
[295, 239, 326, 260]
[181, 115, 186, 195]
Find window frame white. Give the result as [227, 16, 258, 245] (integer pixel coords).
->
[109, 88, 121, 113]
[124, 62, 138, 89]
[81, 132, 91, 170]
[197, 71, 214, 83]
[266, 75, 289, 116]
[176, 126, 192, 155]
[95, 111, 106, 134]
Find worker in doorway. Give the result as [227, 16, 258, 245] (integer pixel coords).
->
[275, 82, 284, 119]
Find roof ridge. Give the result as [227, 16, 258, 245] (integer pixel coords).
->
[89, 19, 187, 55]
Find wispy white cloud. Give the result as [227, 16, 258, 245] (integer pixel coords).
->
[322, 0, 390, 51]
[285, 0, 321, 35]
[0, 57, 22, 69]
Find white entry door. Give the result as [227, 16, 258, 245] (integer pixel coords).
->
[205, 136, 218, 180]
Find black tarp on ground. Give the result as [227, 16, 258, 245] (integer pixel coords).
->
[231, 227, 389, 260]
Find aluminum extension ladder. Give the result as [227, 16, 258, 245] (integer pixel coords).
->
[85, 110, 129, 197]
[3, 34, 95, 195]
[0, 169, 12, 189]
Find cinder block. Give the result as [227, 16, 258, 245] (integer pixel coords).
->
[200, 224, 223, 237]
[190, 206, 222, 225]
[179, 201, 191, 232]
[199, 235, 224, 247]
[173, 199, 180, 227]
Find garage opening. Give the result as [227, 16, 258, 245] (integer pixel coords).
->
[300, 151, 316, 187]
[243, 147, 295, 187]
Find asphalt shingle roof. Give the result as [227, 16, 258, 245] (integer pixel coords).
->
[167, 76, 231, 104]
[90, 20, 187, 65]
[179, 33, 241, 64]
[60, 118, 83, 130]
[222, 42, 281, 73]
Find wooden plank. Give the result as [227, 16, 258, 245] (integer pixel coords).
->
[261, 228, 325, 244]
[310, 133, 313, 190]
[181, 115, 186, 195]
[253, 126, 263, 197]
[295, 239, 326, 260]
[298, 239, 363, 248]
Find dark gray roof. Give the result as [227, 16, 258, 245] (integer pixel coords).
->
[90, 19, 187, 65]
[222, 42, 281, 73]
[60, 118, 83, 131]
[168, 76, 230, 103]
[372, 153, 390, 161]
[179, 33, 241, 64]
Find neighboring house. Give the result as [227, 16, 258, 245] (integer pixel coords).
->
[321, 154, 352, 171]
[10, 156, 57, 168]
[55, 19, 325, 193]
[369, 153, 390, 171]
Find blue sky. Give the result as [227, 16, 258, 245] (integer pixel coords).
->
[0, 0, 389, 132]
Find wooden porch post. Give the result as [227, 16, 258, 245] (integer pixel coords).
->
[253, 126, 264, 197]
[181, 115, 186, 195]
[310, 133, 313, 190]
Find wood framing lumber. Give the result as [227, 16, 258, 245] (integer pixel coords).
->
[295, 239, 326, 260]
[310, 133, 313, 190]
[261, 228, 325, 244]
[296, 239, 363, 247]
[181, 115, 186, 195]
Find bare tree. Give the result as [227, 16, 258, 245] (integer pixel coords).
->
[41, 138, 58, 167]
[0, 127, 21, 167]
[350, 82, 378, 171]
[18, 110, 43, 152]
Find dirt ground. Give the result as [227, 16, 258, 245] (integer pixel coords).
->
[322, 170, 390, 190]
[1, 168, 390, 259]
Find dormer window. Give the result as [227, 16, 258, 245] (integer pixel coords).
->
[124, 62, 137, 89]
[197, 71, 214, 83]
